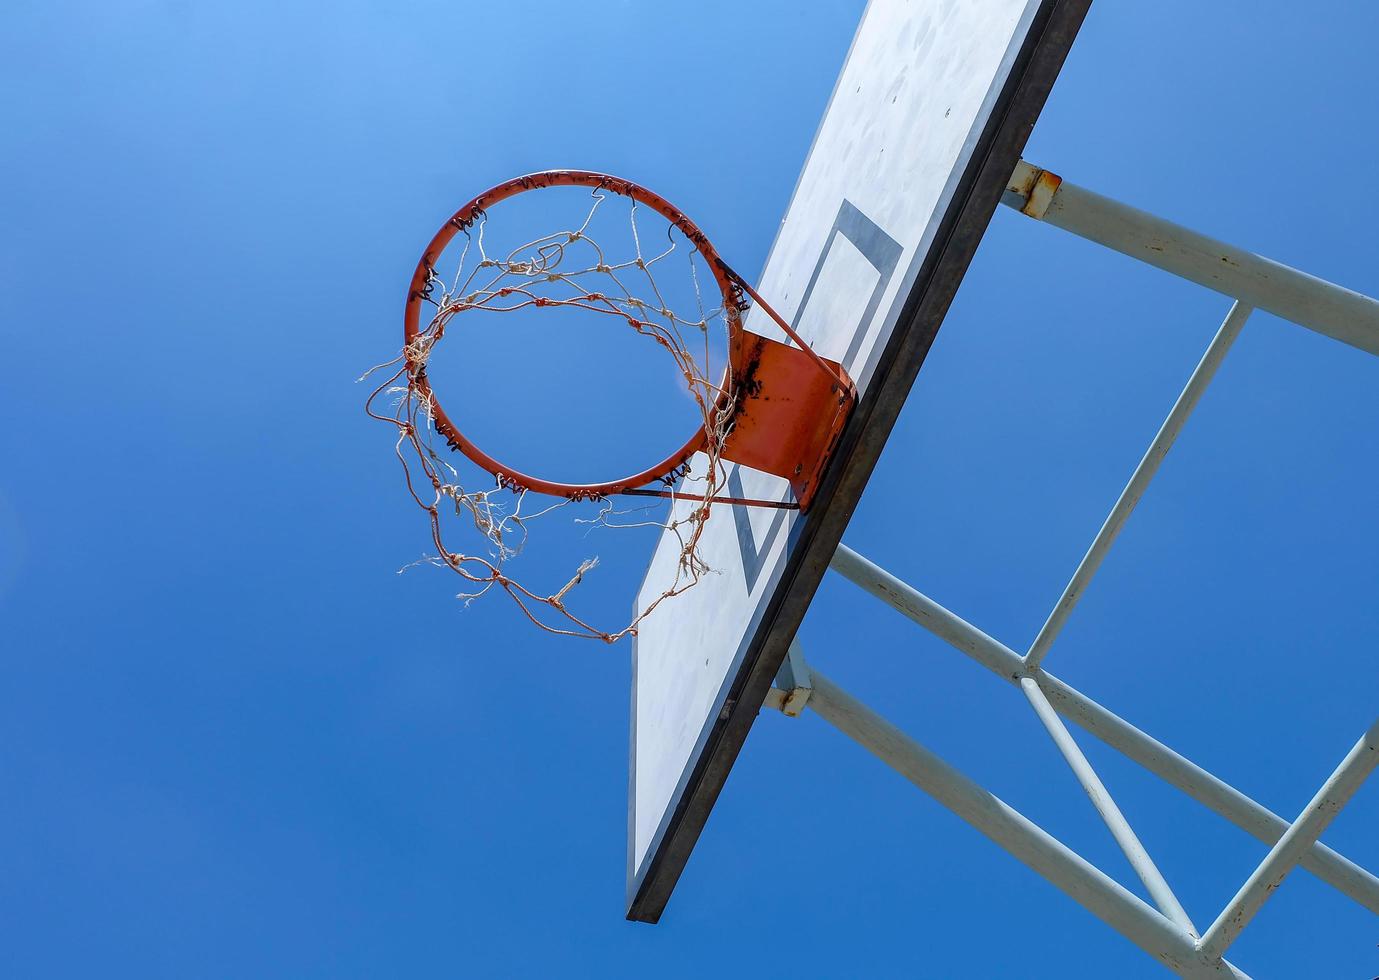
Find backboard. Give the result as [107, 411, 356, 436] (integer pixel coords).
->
[628, 0, 1092, 921]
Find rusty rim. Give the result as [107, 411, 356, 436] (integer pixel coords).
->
[404, 170, 745, 499]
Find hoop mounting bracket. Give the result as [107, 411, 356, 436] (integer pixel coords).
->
[720, 332, 856, 512]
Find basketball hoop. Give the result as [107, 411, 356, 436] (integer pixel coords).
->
[365, 170, 855, 641]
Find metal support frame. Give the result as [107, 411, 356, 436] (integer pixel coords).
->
[758, 161, 1379, 975]
[1197, 720, 1379, 961]
[1023, 301, 1252, 669]
[1002, 160, 1379, 357]
[1019, 675, 1195, 936]
[769, 671, 1246, 979]
[826, 545, 1379, 915]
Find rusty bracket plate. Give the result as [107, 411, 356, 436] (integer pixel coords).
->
[720, 333, 856, 511]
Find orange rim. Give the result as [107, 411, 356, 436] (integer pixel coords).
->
[403, 170, 745, 499]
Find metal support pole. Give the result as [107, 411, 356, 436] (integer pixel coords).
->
[1001, 160, 1379, 358]
[1020, 676, 1196, 935]
[1197, 719, 1379, 960]
[1024, 302, 1252, 669]
[799, 669, 1246, 978]
[828, 543, 1379, 914]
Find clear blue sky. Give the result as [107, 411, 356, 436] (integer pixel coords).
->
[3, 2, 1377, 976]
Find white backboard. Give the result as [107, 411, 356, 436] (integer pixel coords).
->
[628, 0, 1091, 921]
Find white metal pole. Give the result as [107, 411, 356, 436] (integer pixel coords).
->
[1197, 719, 1379, 960]
[828, 543, 1379, 914]
[1001, 160, 1379, 358]
[1024, 302, 1252, 669]
[1020, 676, 1196, 934]
[802, 669, 1246, 978]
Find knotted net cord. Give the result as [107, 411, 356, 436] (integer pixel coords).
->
[363, 187, 740, 642]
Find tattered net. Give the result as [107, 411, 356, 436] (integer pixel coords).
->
[363, 174, 746, 642]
